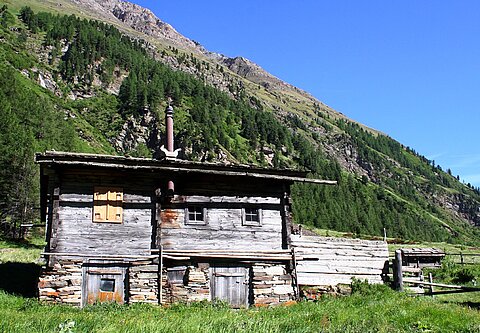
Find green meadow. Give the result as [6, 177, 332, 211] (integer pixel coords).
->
[0, 235, 479, 333]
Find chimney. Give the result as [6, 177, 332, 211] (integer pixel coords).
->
[163, 104, 178, 196]
[160, 104, 180, 160]
[166, 105, 174, 153]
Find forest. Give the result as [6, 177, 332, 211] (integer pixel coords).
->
[0, 6, 479, 244]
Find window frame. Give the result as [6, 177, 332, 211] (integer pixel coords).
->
[185, 206, 207, 225]
[99, 278, 116, 292]
[242, 207, 262, 226]
[166, 266, 187, 285]
[93, 186, 123, 224]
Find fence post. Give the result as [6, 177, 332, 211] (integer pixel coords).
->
[393, 250, 404, 291]
[460, 252, 464, 265]
[428, 272, 434, 296]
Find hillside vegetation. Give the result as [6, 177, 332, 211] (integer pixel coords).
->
[0, 4, 479, 245]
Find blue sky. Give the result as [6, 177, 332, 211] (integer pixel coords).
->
[132, 1, 480, 187]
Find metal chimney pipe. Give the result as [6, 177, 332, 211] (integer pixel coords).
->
[165, 105, 175, 194]
[166, 105, 174, 153]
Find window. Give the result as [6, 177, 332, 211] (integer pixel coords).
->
[93, 187, 123, 223]
[243, 207, 261, 226]
[166, 266, 187, 284]
[99, 278, 115, 292]
[185, 206, 206, 225]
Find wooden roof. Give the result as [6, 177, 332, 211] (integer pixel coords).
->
[35, 151, 337, 185]
[400, 248, 446, 257]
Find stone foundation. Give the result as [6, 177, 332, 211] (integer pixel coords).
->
[163, 265, 210, 303]
[38, 259, 83, 306]
[129, 262, 159, 304]
[38, 260, 295, 307]
[252, 263, 295, 306]
[301, 285, 352, 300]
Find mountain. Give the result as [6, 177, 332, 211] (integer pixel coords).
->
[1, 0, 479, 245]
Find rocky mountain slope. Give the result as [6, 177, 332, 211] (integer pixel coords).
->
[1, 0, 479, 244]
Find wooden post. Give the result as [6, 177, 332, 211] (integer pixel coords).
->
[393, 250, 403, 291]
[159, 245, 163, 305]
[460, 252, 464, 265]
[383, 228, 387, 242]
[428, 273, 434, 296]
[292, 248, 300, 300]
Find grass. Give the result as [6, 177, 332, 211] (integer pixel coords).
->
[0, 235, 44, 264]
[0, 236, 479, 332]
[0, 285, 479, 333]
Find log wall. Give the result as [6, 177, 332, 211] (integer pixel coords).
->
[51, 170, 154, 257]
[291, 235, 388, 286]
[160, 195, 285, 251]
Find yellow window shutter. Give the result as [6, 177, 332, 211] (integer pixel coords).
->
[107, 189, 123, 201]
[94, 188, 108, 201]
[107, 202, 123, 223]
[93, 187, 123, 223]
[93, 202, 107, 221]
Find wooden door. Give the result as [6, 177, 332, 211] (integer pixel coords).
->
[210, 265, 249, 308]
[83, 267, 125, 306]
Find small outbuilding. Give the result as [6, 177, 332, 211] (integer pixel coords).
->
[400, 248, 445, 268]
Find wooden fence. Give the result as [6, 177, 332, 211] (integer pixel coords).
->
[291, 235, 389, 286]
[392, 249, 480, 295]
[447, 253, 480, 265]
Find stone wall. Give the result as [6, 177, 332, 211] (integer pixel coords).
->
[128, 261, 159, 304]
[162, 264, 210, 303]
[38, 260, 296, 307]
[38, 259, 83, 306]
[301, 285, 352, 300]
[252, 263, 295, 306]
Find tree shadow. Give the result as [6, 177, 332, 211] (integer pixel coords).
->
[3, 238, 45, 250]
[0, 262, 41, 298]
[454, 301, 480, 310]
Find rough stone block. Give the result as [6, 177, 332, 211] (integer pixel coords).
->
[137, 273, 158, 279]
[273, 285, 294, 295]
[253, 287, 272, 295]
[264, 266, 285, 276]
[254, 297, 278, 305]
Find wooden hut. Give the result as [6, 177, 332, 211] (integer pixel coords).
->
[35, 150, 335, 307]
[400, 248, 445, 268]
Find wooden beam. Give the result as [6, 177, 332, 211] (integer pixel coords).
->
[41, 252, 156, 260]
[153, 249, 291, 254]
[403, 278, 480, 291]
[418, 289, 480, 296]
[162, 252, 294, 261]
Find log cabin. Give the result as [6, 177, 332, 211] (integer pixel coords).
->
[35, 106, 338, 307]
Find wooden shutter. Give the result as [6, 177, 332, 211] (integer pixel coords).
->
[93, 187, 123, 223]
[93, 188, 108, 222]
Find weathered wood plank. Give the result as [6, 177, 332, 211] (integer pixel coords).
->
[297, 273, 383, 286]
[296, 265, 383, 275]
[161, 237, 283, 251]
[291, 235, 386, 247]
[297, 259, 387, 270]
[293, 234, 388, 286]
[292, 241, 388, 251]
[178, 196, 280, 204]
